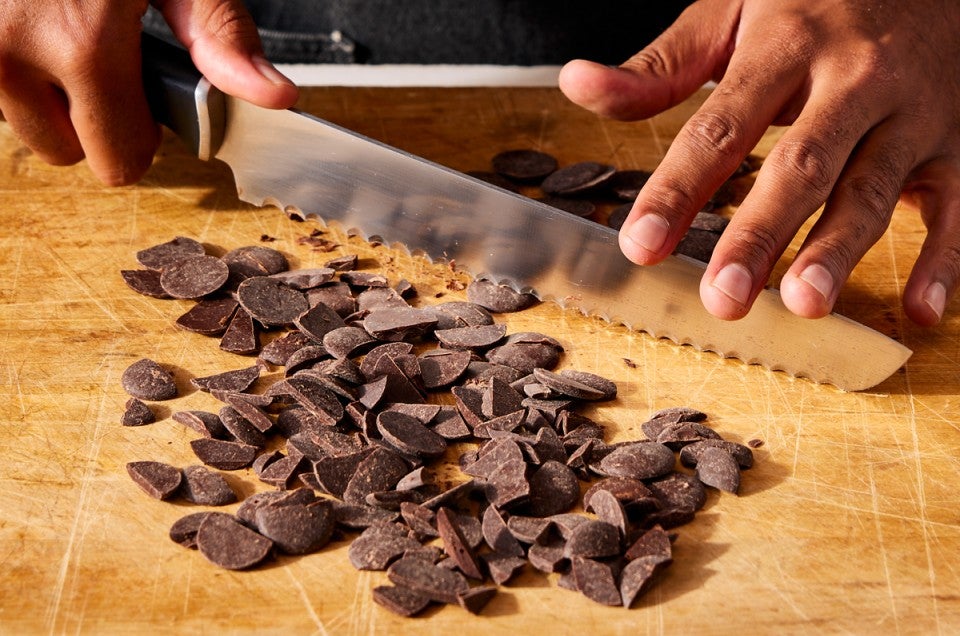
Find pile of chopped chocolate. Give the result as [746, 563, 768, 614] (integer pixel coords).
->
[120, 235, 754, 616]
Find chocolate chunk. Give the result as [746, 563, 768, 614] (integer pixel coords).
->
[386, 556, 470, 605]
[196, 513, 273, 570]
[646, 472, 707, 513]
[295, 302, 346, 342]
[341, 271, 389, 288]
[191, 365, 260, 393]
[527, 538, 568, 573]
[606, 169, 652, 200]
[419, 349, 471, 389]
[526, 460, 580, 517]
[255, 499, 334, 554]
[480, 505, 525, 557]
[456, 585, 498, 614]
[281, 345, 330, 375]
[223, 394, 274, 432]
[176, 297, 239, 336]
[484, 458, 531, 510]
[426, 301, 494, 329]
[481, 376, 524, 418]
[121, 358, 177, 401]
[120, 269, 170, 298]
[679, 439, 754, 469]
[308, 282, 358, 317]
[218, 407, 268, 448]
[620, 555, 670, 607]
[435, 323, 506, 351]
[571, 557, 622, 606]
[466, 280, 537, 313]
[223, 245, 289, 280]
[136, 236, 205, 271]
[585, 488, 628, 537]
[159, 255, 229, 299]
[172, 409, 228, 438]
[532, 367, 607, 401]
[237, 276, 309, 327]
[343, 447, 410, 505]
[485, 553, 527, 585]
[189, 438, 258, 470]
[372, 585, 432, 617]
[259, 331, 313, 366]
[322, 326, 376, 359]
[436, 507, 484, 580]
[656, 420, 723, 450]
[377, 411, 447, 459]
[270, 267, 335, 290]
[121, 398, 155, 426]
[324, 253, 359, 271]
[624, 525, 673, 562]
[596, 442, 676, 480]
[169, 511, 218, 549]
[505, 515, 553, 544]
[491, 149, 558, 182]
[179, 465, 237, 506]
[675, 228, 720, 262]
[363, 308, 437, 342]
[564, 520, 621, 559]
[695, 446, 741, 493]
[282, 376, 344, 425]
[126, 461, 182, 500]
[558, 369, 617, 400]
[350, 523, 423, 570]
[583, 477, 658, 516]
[486, 341, 561, 375]
[541, 161, 615, 195]
[219, 308, 259, 354]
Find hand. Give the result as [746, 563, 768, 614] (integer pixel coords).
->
[559, 0, 960, 327]
[0, 0, 298, 186]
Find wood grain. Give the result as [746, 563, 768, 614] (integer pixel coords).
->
[1, 87, 958, 634]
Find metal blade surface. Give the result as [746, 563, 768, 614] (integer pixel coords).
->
[214, 97, 911, 391]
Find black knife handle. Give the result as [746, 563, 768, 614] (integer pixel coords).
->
[141, 32, 224, 160]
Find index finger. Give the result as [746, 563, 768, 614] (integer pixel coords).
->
[618, 53, 804, 267]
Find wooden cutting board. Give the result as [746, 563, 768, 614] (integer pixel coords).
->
[2, 86, 958, 634]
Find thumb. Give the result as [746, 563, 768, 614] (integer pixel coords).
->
[558, 0, 741, 121]
[153, 0, 299, 109]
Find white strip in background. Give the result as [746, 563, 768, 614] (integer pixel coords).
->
[276, 64, 563, 87]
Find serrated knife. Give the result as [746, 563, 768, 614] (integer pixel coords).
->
[141, 34, 911, 391]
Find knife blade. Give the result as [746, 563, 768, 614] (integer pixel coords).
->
[141, 34, 911, 391]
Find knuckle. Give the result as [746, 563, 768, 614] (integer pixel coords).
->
[726, 221, 784, 269]
[844, 173, 898, 235]
[626, 46, 673, 79]
[683, 111, 744, 156]
[644, 177, 700, 218]
[769, 137, 838, 195]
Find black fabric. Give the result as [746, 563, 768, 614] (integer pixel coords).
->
[146, 1, 694, 65]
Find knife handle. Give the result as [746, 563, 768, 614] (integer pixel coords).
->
[141, 33, 224, 161]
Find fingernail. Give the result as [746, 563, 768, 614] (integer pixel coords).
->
[711, 263, 753, 306]
[625, 214, 670, 255]
[923, 281, 947, 321]
[253, 55, 295, 86]
[797, 263, 835, 302]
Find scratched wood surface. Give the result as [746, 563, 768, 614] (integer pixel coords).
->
[1, 86, 959, 635]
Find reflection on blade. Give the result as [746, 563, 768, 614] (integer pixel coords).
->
[214, 98, 911, 391]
